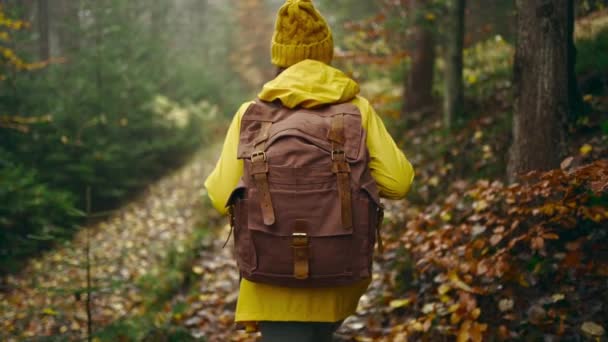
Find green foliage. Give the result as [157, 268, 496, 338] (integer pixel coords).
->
[0, 152, 83, 274]
[576, 27, 608, 77]
[0, 1, 233, 271]
[460, 36, 514, 101]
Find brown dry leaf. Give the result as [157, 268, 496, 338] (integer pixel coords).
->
[560, 156, 574, 170]
[531, 237, 545, 250]
[490, 234, 503, 246]
[470, 322, 488, 342]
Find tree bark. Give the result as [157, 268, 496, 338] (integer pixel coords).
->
[508, 0, 570, 182]
[443, 0, 466, 130]
[403, 0, 436, 114]
[37, 0, 50, 60]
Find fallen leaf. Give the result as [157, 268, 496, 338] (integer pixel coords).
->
[581, 322, 605, 337]
[580, 144, 593, 156]
[389, 298, 411, 309]
[192, 266, 204, 275]
[499, 298, 514, 312]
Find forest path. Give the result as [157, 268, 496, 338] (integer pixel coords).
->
[0, 145, 219, 340]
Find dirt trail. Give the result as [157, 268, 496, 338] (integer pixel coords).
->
[0, 147, 218, 340]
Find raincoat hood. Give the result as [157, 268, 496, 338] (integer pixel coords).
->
[258, 59, 360, 109]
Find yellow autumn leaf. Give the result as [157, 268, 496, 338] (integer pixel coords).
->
[192, 266, 204, 275]
[389, 298, 411, 309]
[518, 274, 530, 287]
[580, 144, 593, 156]
[583, 94, 593, 103]
[440, 211, 452, 222]
[473, 200, 488, 212]
[474, 131, 483, 141]
[411, 320, 425, 332]
[467, 74, 478, 85]
[438, 283, 451, 295]
[471, 308, 481, 319]
[425, 13, 436, 21]
[457, 320, 472, 342]
[449, 271, 475, 293]
[355, 337, 374, 342]
[42, 308, 58, 316]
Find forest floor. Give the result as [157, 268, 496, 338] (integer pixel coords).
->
[0, 145, 219, 341]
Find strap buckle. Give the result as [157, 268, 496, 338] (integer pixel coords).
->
[292, 232, 309, 279]
[331, 150, 346, 161]
[251, 151, 267, 163]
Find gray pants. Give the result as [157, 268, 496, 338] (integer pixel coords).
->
[259, 321, 342, 342]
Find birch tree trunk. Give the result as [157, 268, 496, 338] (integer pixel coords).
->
[508, 0, 570, 181]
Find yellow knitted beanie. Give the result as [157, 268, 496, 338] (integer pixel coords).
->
[271, 0, 334, 68]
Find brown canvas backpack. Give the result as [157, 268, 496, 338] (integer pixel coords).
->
[226, 99, 384, 288]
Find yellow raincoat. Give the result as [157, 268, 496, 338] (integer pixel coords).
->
[204, 59, 414, 327]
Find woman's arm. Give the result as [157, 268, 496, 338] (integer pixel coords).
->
[204, 102, 253, 214]
[353, 96, 415, 199]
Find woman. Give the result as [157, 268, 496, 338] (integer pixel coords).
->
[204, 0, 414, 340]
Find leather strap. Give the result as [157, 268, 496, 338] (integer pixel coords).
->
[292, 219, 309, 279]
[251, 122, 275, 226]
[376, 207, 384, 253]
[328, 113, 346, 144]
[328, 114, 353, 230]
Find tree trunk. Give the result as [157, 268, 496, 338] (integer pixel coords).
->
[508, 0, 570, 182]
[37, 0, 50, 60]
[443, 0, 466, 130]
[403, 0, 436, 115]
